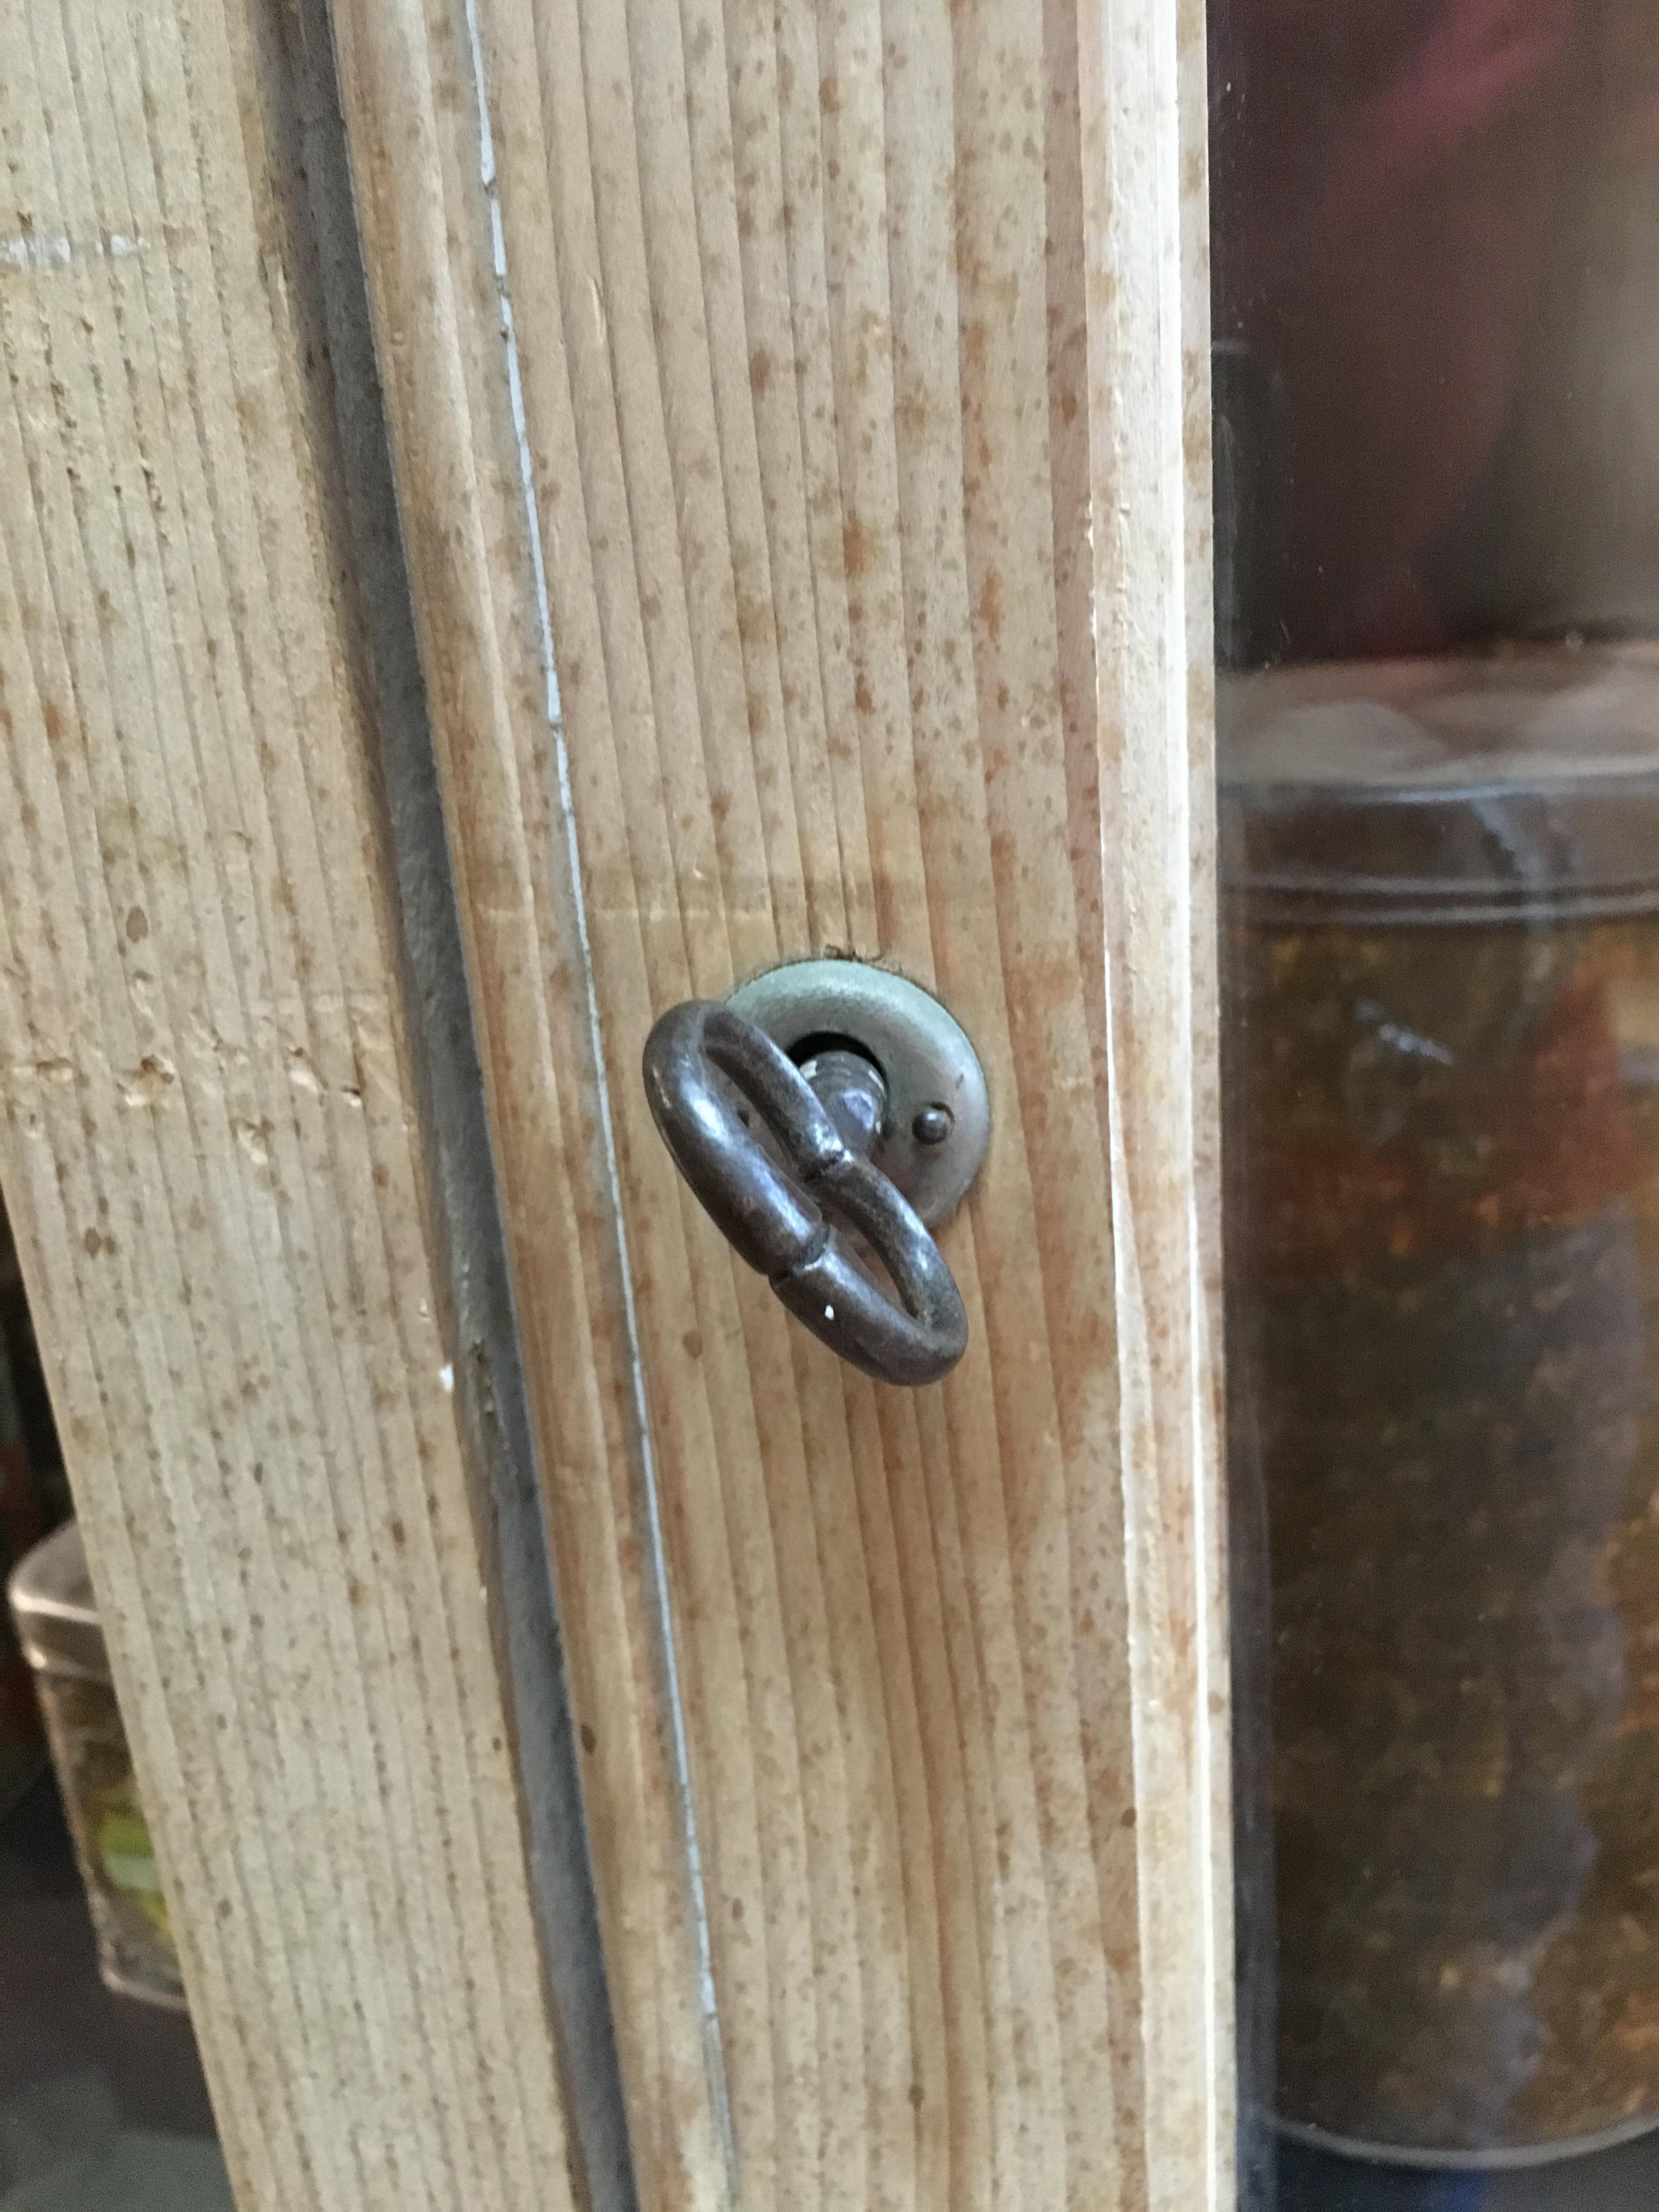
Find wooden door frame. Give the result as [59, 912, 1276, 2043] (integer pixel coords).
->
[0, 0, 619, 2203]
[0, 0, 1224, 2204]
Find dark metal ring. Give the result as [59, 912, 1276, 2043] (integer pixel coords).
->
[641, 1002, 969, 1387]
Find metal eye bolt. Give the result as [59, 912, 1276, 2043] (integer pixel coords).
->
[641, 1000, 970, 1387]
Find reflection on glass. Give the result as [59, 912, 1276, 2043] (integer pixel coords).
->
[1212, 6, 1659, 2208]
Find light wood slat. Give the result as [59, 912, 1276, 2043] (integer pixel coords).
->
[331, 0, 1231, 2204]
[0, 1, 592, 2206]
[1079, 1, 1233, 2204]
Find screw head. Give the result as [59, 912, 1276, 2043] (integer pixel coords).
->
[912, 1104, 953, 1147]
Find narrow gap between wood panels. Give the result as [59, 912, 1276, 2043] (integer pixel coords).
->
[286, 3, 642, 2203]
[454, 0, 737, 2183]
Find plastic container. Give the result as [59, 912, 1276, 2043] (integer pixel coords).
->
[1222, 645, 1659, 2166]
[8, 1520, 184, 2010]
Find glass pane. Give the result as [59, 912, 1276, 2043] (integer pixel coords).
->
[1211, 9, 1659, 2207]
[0, 1207, 233, 2211]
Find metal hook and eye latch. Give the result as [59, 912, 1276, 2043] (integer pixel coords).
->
[640, 966, 990, 1386]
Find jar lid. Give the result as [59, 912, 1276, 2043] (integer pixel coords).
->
[1220, 646, 1659, 923]
[7, 1518, 108, 1683]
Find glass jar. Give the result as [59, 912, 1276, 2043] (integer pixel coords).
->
[1223, 644, 1659, 2168]
[8, 1520, 185, 2011]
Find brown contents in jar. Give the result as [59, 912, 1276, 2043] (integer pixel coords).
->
[1232, 912, 1659, 2157]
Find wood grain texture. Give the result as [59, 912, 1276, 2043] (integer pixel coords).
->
[1080, 0, 1232, 2203]
[331, 0, 1231, 2202]
[0, 1, 589, 2206]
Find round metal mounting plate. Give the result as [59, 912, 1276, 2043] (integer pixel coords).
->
[727, 960, 990, 1226]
